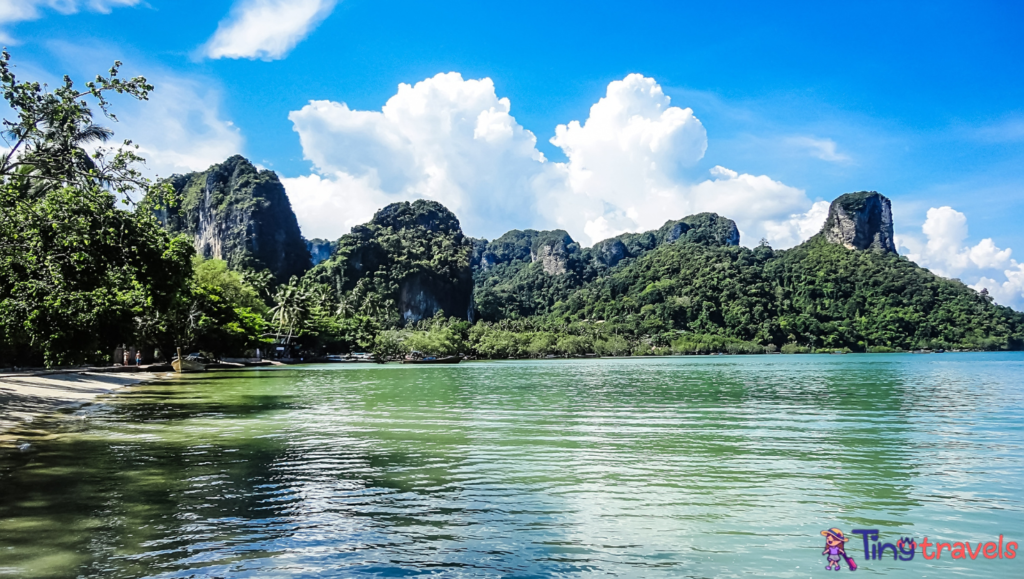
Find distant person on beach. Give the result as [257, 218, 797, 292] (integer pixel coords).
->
[123, 349, 129, 366]
[136, 351, 142, 366]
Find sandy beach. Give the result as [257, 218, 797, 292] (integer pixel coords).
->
[0, 371, 154, 443]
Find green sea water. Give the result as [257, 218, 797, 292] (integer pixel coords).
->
[1, 354, 1022, 578]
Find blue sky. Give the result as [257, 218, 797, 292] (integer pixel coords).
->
[4, 0, 1024, 306]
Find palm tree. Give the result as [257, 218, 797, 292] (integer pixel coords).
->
[336, 294, 355, 318]
[270, 281, 307, 346]
[360, 293, 387, 319]
[4, 108, 115, 196]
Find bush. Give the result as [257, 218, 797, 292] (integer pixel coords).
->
[671, 334, 763, 355]
[404, 327, 465, 356]
[555, 334, 593, 356]
[781, 343, 812, 354]
[372, 330, 409, 361]
[467, 326, 531, 358]
[594, 335, 630, 356]
[527, 332, 558, 357]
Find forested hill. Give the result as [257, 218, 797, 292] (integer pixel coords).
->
[471, 212, 741, 321]
[553, 234, 1021, 351]
[306, 200, 476, 324]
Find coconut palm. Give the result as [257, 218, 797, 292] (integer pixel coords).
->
[269, 281, 307, 346]
[336, 294, 355, 318]
[3, 98, 115, 195]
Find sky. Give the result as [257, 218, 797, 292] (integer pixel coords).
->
[2, 0, 1024, 307]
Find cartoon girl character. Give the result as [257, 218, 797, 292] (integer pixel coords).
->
[821, 528, 856, 571]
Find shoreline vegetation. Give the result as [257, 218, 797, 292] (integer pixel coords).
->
[2, 55, 1023, 371]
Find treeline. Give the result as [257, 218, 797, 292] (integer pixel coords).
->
[0, 55, 187, 366]
[370, 314, 764, 359]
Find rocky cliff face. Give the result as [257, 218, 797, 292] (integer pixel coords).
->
[472, 230, 539, 270]
[315, 200, 475, 323]
[662, 221, 690, 243]
[592, 238, 628, 268]
[676, 213, 740, 246]
[154, 156, 311, 282]
[586, 213, 740, 268]
[472, 229, 581, 274]
[469, 212, 744, 321]
[822, 191, 896, 253]
[305, 238, 336, 266]
[471, 213, 741, 276]
[530, 231, 577, 275]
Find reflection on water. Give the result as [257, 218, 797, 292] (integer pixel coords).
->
[1, 354, 1022, 578]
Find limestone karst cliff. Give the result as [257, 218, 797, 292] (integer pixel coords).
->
[603, 212, 741, 267]
[152, 156, 311, 282]
[472, 229, 577, 272]
[139, 168, 1023, 351]
[529, 231, 578, 275]
[471, 212, 741, 274]
[822, 191, 897, 253]
[312, 200, 475, 323]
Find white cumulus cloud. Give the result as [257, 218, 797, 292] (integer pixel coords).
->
[897, 206, 1022, 308]
[284, 72, 826, 247]
[203, 0, 337, 61]
[969, 238, 1014, 269]
[286, 72, 552, 239]
[972, 263, 1024, 308]
[282, 173, 396, 239]
[0, 0, 139, 43]
[761, 200, 831, 248]
[540, 76, 821, 245]
[899, 206, 1012, 277]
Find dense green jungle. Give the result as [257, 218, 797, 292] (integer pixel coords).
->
[2, 57, 1022, 368]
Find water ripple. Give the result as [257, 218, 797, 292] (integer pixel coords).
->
[0, 354, 1022, 578]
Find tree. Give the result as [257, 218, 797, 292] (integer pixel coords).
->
[372, 330, 408, 363]
[269, 279, 307, 347]
[0, 53, 192, 367]
[0, 51, 155, 199]
[0, 185, 193, 366]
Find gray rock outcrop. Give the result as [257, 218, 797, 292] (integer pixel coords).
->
[822, 191, 896, 253]
[675, 213, 740, 247]
[663, 221, 690, 243]
[530, 231, 577, 275]
[317, 200, 476, 324]
[593, 238, 628, 267]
